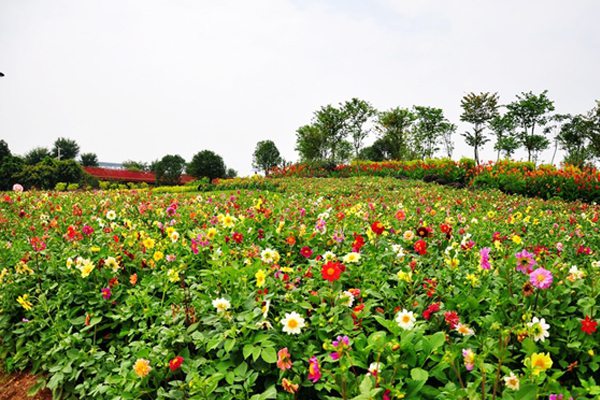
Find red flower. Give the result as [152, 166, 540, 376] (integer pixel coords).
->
[371, 221, 385, 235]
[232, 232, 243, 244]
[352, 233, 365, 252]
[414, 239, 427, 255]
[581, 316, 598, 335]
[444, 311, 459, 329]
[422, 303, 440, 320]
[321, 261, 343, 282]
[169, 356, 184, 371]
[300, 246, 313, 258]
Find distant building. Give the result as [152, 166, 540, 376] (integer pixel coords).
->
[98, 162, 125, 169]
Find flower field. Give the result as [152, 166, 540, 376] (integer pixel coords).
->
[1, 177, 599, 399]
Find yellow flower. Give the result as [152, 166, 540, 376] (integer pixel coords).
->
[105, 256, 119, 272]
[466, 273, 479, 287]
[90, 246, 101, 253]
[133, 358, 152, 378]
[143, 237, 155, 249]
[206, 228, 217, 240]
[167, 269, 179, 283]
[255, 269, 266, 287]
[17, 294, 33, 311]
[79, 259, 95, 278]
[512, 235, 522, 245]
[15, 261, 34, 275]
[527, 352, 552, 375]
[221, 214, 236, 228]
[0, 268, 8, 283]
[153, 251, 164, 262]
[397, 270, 412, 282]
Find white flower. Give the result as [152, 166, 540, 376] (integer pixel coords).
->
[280, 311, 305, 335]
[105, 256, 119, 272]
[343, 252, 361, 264]
[106, 210, 116, 220]
[323, 251, 337, 261]
[395, 309, 416, 330]
[527, 317, 550, 342]
[456, 323, 475, 336]
[567, 265, 585, 281]
[367, 362, 382, 376]
[261, 248, 280, 264]
[391, 244, 406, 259]
[212, 298, 231, 313]
[338, 290, 355, 307]
[503, 372, 520, 390]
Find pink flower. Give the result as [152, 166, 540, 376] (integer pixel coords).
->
[308, 356, 321, 383]
[276, 348, 292, 371]
[479, 247, 491, 270]
[12, 184, 23, 192]
[101, 287, 112, 300]
[529, 267, 553, 289]
[515, 250, 536, 274]
[462, 348, 475, 371]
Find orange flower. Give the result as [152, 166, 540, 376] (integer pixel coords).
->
[277, 348, 292, 371]
[281, 378, 299, 394]
[130, 273, 138, 285]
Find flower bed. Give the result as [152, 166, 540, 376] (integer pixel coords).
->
[0, 177, 599, 399]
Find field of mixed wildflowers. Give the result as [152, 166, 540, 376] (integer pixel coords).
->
[1, 177, 599, 399]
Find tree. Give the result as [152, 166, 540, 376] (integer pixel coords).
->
[0, 155, 24, 191]
[342, 98, 376, 158]
[460, 92, 499, 165]
[557, 114, 595, 167]
[0, 140, 10, 161]
[440, 122, 457, 159]
[187, 150, 226, 181]
[16, 158, 84, 190]
[314, 105, 348, 163]
[413, 106, 447, 159]
[153, 154, 187, 185]
[252, 140, 282, 175]
[490, 114, 518, 160]
[295, 124, 328, 162]
[358, 137, 391, 161]
[24, 147, 51, 165]
[122, 160, 149, 171]
[376, 108, 416, 160]
[587, 101, 600, 159]
[80, 153, 99, 167]
[506, 91, 555, 163]
[52, 137, 80, 160]
[226, 168, 238, 178]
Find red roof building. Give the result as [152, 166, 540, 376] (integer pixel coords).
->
[84, 167, 195, 185]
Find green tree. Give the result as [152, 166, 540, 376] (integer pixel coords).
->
[295, 124, 328, 162]
[226, 168, 238, 178]
[80, 153, 99, 167]
[506, 91, 555, 163]
[490, 114, 518, 160]
[460, 92, 499, 165]
[0, 155, 24, 190]
[122, 160, 149, 171]
[314, 104, 347, 163]
[440, 121, 457, 159]
[24, 147, 51, 165]
[187, 150, 226, 181]
[16, 158, 84, 189]
[342, 98, 376, 158]
[358, 137, 391, 161]
[557, 114, 595, 167]
[413, 106, 448, 159]
[0, 140, 10, 161]
[52, 137, 80, 160]
[153, 154, 187, 185]
[587, 101, 600, 159]
[252, 140, 282, 175]
[376, 108, 416, 160]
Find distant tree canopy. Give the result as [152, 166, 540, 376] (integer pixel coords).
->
[460, 92, 499, 165]
[52, 137, 80, 160]
[80, 152, 99, 167]
[16, 158, 84, 190]
[252, 140, 282, 175]
[152, 154, 187, 185]
[24, 147, 52, 165]
[122, 160, 149, 171]
[187, 150, 227, 181]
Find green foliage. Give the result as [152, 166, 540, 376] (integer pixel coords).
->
[460, 92, 499, 165]
[0, 155, 24, 191]
[342, 98, 376, 157]
[153, 154, 187, 185]
[376, 107, 417, 160]
[79, 153, 99, 167]
[187, 150, 227, 181]
[252, 140, 282, 175]
[15, 158, 84, 190]
[122, 160, 149, 171]
[51, 137, 80, 160]
[24, 147, 51, 165]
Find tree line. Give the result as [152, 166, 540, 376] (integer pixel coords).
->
[292, 92, 600, 168]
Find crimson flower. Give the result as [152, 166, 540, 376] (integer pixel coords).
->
[321, 261, 344, 282]
[300, 246, 313, 258]
[414, 239, 427, 255]
[581, 316, 598, 335]
[169, 356, 184, 371]
[444, 311, 459, 329]
[371, 221, 385, 235]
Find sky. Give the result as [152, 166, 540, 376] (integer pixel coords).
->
[1, 0, 599, 175]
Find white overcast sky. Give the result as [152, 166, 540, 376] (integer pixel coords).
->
[1, 0, 599, 175]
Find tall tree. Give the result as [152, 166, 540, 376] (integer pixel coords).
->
[342, 98, 376, 158]
[587, 101, 600, 159]
[24, 147, 51, 165]
[52, 137, 80, 160]
[413, 106, 447, 159]
[460, 92, 499, 165]
[187, 150, 226, 181]
[490, 114, 518, 160]
[440, 121, 457, 159]
[295, 124, 328, 162]
[153, 154, 187, 185]
[376, 108, 416, 160]
[313, 104, 347, 163]
[557, 114, 595, 167]
[0, 140, 10, 161]
[80, 153, 99, 167]
[506, 91, 555, 163]
[252, 140, 282, 175]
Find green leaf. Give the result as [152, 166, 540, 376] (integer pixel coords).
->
[234, 362, 248, 377]
[513, 383, 537, 400]
[359, 376, 373, 394]
[243, 344, 254, 359]
[411, 367, 429, 382]
[261, 347, 277, 364]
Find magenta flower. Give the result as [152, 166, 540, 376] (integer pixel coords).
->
[529, 267, 553, 289]
[308, 356, 321, 383]
[515, 250, 536, 274]
[462, 348, 475, 371]
[479, 247, 491, 270]
[330, 335, 351, 360]
[101, 287, 112, 300]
